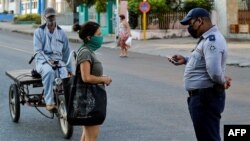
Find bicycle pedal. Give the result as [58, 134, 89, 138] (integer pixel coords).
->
[29, 96, 40, 102]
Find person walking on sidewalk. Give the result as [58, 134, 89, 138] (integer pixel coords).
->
[33, 7, 73, 111]
[168, 8, 232, 141]
[73, 21, 112, 141]
[118, 14, 132, 57]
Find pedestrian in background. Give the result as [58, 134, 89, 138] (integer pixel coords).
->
[118, 14, 132, 57]
[168, 8, 232, 141]
[33, 7, 73, 111]
[73, 21, 112, 141]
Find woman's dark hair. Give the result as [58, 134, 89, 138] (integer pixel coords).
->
[119, 14, 125, 20]
[73, 21, 100, 41]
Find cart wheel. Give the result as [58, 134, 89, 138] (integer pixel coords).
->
[9, 84, 20, 122]
[58, 96, 73, 139]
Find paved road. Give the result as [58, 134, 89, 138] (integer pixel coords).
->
[0, 22, 250, 67]
[0, 31, 250, 141]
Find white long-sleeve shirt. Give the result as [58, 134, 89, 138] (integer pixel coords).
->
[33, 24, 73, 73]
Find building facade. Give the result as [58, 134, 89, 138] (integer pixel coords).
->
[0, 0, 66, 14]
[211, 0, 250, 39]
[1, 0, 250, 39]
[0, 0, 20, 14]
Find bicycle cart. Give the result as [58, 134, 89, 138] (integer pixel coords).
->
[5, 51, 76, 139]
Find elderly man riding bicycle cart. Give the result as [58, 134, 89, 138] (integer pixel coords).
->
[5, 7, 75, 139]
[5, 50, 76, 139]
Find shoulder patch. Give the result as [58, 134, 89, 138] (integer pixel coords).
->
[207, 35, 215, 41]
[208, 42, 216, 52]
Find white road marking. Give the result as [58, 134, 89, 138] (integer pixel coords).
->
[0, 44, 33, 54]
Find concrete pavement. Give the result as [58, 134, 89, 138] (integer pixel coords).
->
[0, 22, 250, 67]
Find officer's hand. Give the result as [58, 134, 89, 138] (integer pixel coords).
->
[224, 76, 232, 89]
[168, 55, 186, 65]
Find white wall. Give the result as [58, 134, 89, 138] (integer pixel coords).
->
[213, 0, 227, 36]
[9, 2, 16, 13]
[47, 0, 56, 8]
[0, 4, 3, 13]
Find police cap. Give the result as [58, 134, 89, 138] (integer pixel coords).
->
[180, 8, 210, 25]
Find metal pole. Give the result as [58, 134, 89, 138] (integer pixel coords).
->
[115, 0, 119, 43]
[143, 0, 147, 40]
[143, 12, 146, 40]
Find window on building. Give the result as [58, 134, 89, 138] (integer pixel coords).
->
[9, 0, 15, 2]
[33, 2, 37, 9]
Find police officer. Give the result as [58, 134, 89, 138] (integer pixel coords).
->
[168, 8, 232, 141]
[33, 8, 73, 111]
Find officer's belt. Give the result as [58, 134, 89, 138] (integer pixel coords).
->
[188, 84, 224, 97]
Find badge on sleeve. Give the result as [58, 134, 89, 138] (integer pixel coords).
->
[208, 43, 216, 52]
[207, 35, 216, 52]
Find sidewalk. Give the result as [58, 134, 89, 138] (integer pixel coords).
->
[1, 22, 250, 67]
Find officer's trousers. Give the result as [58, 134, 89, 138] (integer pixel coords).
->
[187, 88, 225, 141]
[36, 63, 67, 105]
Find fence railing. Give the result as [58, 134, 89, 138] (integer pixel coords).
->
[238, 10, 250, 24]
[138, 11, 187, 30]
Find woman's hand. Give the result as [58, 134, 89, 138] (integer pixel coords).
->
[103, 76, 112, 86]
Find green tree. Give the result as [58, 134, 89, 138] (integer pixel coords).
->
[165, 0, 182, 11]
[127, 0, 140, 29]
[128, 0, 141, 14]
[148, 0, 170, 15]
[128, 9, 139, 29]
[128, 0, 171, 15]
[96, 0, 107, 13]
[128, 0, 180, 29]
[182, 0, 214, 12]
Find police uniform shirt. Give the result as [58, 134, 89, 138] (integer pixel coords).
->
[184, 26, 227, 91]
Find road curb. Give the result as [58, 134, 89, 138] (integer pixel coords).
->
[13, 30, 33, 36]
[227, 61, 250, 68]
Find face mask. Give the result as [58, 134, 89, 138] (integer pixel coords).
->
[85, 36, 104, 51]
[45, 18, 56, 26]
[46, 18, 56, 26]
[188, 26, 199, 39]
[188, 18, 202, 39]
